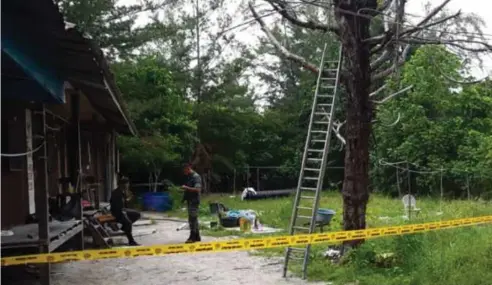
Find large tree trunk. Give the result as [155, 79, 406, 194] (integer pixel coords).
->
[335, 0, 376, 244]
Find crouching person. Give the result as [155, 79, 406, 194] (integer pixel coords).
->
[181, 164, 202, 243]
[110, 177, 140, 246]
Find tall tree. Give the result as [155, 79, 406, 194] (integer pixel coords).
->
[248, 0, 491, 239]
[55, 0, 178, 59]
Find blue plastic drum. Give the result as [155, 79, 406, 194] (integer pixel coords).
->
[142, 192, 172, 212]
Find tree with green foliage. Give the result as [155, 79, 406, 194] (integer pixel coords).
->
[113, 55, 197, 186]
[374, 46, 492, 198]
[56, 0, 179, 59]
[249, 0, 491, 238]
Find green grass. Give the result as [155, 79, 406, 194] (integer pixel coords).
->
[167, 189, 492, 285]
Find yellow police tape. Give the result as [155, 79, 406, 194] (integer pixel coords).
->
[2, 215, 492, 267]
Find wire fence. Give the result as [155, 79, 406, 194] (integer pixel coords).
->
[127, 159, 491, 200]
[373, 159, 492, 200]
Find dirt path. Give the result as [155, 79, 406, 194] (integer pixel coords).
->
[50, 220, 326, 285]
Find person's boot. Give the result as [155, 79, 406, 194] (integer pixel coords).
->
[194, 229, 201, 242]
[126, 233, 140, 246]
[185, 232, 195, 243]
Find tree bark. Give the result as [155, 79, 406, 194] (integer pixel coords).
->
[335, 0, 376, 244]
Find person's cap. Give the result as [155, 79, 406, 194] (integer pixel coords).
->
[182, 163, 193, 169]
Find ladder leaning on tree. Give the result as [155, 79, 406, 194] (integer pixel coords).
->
[283, 43, 343, 279]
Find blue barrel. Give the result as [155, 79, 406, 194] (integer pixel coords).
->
[142, 192, 172, 212]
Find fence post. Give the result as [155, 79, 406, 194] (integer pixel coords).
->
[256, 167, 260, 191]
[396, 168, 402, 197]
[233, 168, 236, 195]
[440, 167, 444, 213]
[406, 162, 412, 220]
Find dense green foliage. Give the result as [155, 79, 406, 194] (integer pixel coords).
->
[60, 0, 492, 197]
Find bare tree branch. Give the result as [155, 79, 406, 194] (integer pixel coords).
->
[369, 84, 387, 97]
[248, 2, 319, 74]
[399, 11, 461, 38]
[400, 37, 492, 52]
[372, 44, 411, 81]
[372, 85, 413, 104]
[373, 113, 402, 126]
[414, 0, 452, 28]
[332, 120, 346, 145]
[371, 49, 393, 71]
[266, 0, 339, 35]
[367, 0, 452, 48]
[383, 112, 402, 127]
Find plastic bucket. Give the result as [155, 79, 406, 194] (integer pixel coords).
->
[316, 209, 336, 224]
[142, 192, 172, 212]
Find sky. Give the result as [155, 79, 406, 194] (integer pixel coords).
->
[119, 0, 492, 93]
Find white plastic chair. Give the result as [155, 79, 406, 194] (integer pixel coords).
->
[402, 194, 421, 217]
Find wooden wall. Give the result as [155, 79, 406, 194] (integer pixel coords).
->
[1, 103, 119, 228]
[1, 103, 30, 228]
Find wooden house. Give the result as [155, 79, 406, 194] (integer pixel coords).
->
[1, 1, 137, 284]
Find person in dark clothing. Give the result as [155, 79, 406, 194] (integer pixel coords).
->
[110, 177, 140, 246]
[181, 164, 202, 243]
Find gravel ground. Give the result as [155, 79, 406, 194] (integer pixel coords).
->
[48, 220, 327, 285]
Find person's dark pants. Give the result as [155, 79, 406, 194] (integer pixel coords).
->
[113, 209, 140, 244]
[187, 200, 200, 241]
[124, 208, 141, 224]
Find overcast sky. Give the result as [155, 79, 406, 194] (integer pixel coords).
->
[119, 0, 492, 86]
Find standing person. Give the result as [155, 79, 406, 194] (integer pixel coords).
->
[110, 177, 140, 246]
[181, 164, 202, 243]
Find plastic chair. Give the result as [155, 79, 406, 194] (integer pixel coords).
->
[402, 194, 421, 217]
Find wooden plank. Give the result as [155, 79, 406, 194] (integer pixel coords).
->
[33, 105, 50, 285]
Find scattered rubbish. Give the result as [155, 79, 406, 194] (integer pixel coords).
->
[323, 248, 341, 259]
[134, 219, 153, 226]
[233, 266, 252, 270]
[241, 187, 257, 200]
[176, 223, 189, 231]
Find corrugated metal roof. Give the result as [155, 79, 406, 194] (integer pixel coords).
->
[2, 0, 138, 136]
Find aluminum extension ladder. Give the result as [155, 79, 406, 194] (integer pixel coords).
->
[283, 43, 343, 279]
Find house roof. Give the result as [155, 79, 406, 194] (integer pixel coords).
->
[1, 0, 138, 136]
[56, 27, 138, 136]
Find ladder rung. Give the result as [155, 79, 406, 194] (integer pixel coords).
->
[293, 226, 311, 231]
[317, 103, 332, 107]
[321, 78, 337, 80]
[300, 187, 317, 191]
[317, 94, 334, 98]
[307, 158, 322, 162]
[310, 130, 327, 133]
[301, 195, 315, 199]
[289, 256, 304, 260]
[289, 247, 307, 252]
[304, 177, 318, 180]
[311, 139, 325, 143]
[297, 215, 312, 219]
[304, 168, 320, 172]
[314, 112, 329, 116]
[307, 149, 323, 152]
[314, 121, 329, 124]
[297, 206, 313, 210]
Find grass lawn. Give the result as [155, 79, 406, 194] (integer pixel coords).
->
[167, 189, 492, 285]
